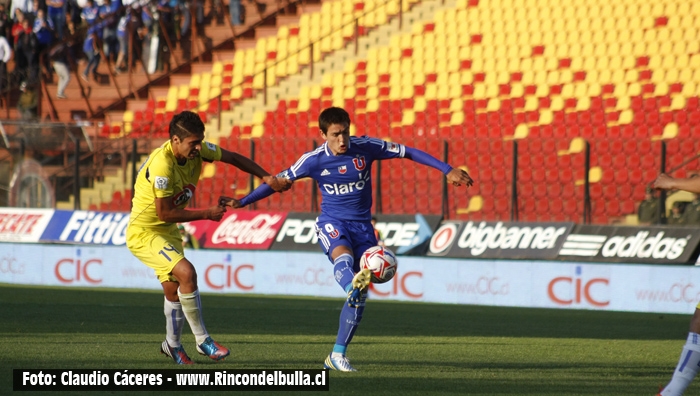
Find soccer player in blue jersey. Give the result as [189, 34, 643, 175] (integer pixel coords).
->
[222, 107, 473, 371]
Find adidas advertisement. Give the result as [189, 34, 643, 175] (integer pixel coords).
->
[428, 221, 574, 259]
[270, 213, 442, 255]
[558, 225, 700, 264]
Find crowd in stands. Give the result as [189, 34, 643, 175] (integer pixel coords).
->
[638, 182, 700, 226]
[2, 0, 243, 101]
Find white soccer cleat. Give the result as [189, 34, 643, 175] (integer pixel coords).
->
[324, 353, 357, 372]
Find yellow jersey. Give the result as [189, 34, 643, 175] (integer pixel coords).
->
[128, 140, 222, 229]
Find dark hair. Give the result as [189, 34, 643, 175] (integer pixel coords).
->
[318, 107, 350, 134]
[169, 111, 204, 140]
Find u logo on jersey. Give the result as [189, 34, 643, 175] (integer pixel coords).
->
[352, 156, 366, 171]
[172, 184, 196, 206]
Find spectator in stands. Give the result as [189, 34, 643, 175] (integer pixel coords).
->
[0, 4, 12, 39]
[11, 10, 28, 47]
[11, 0, 34, 21]
[48, 40, 70, 98]
[637, 186, 659, 225]
[100, 0, 120, 62]
[228, 0, 240, 26]
[32, 9, 55, 50]
[15, 18, 38, 82]
[178, 224, 199, 249]
[682, 193, 700, 225]
[80, 0, 99, 27]
[371, 216, 385, 247]
[46, 0, 66, 40]
[81, 25, 100, 82]
[115, 13, 129, 72]
[667, 202, 685, 225]
[654, 173, 700, 395]
[0, 34, 11, 94]
[17, 81, 38, 120]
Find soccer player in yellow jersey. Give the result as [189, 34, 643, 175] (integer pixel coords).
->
[655, 173, 700, 395]
[126, 111, 291, 364]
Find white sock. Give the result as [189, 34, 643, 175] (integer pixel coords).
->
[661, 332, 700, 396]
[164, 298, 184, 348]
[178, 288, 209, 345]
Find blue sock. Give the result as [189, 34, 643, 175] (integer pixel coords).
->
[333, 292, 366, 354]
[333, 253, 355, 292]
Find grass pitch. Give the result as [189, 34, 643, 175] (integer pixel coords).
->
[0, 284, 696, 395]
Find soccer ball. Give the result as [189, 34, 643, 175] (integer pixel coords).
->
[359, 246, 398, 284]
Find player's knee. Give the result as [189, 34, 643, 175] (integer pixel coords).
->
[171, 260, 198, 287]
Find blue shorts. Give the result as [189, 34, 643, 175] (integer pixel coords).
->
[315, 214, 378, 270]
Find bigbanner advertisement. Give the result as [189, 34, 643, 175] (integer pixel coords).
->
[2, 243, 700, 315]
[428, 221, 574, 259]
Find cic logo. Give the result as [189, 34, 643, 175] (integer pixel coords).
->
[369, 271, 423, 299]
[54, 248, 102, 284]
[547, 266, 609, 307]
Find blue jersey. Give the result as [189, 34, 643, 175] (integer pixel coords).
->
[281, 136, 405, 221]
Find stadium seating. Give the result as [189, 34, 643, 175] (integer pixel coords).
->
[95, 0, 700, 223]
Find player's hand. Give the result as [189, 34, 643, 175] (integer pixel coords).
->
[218, 196, 242, 208]
[263, 175, 293, 192]
[207, 205, 227, 221]
[447, 168, 474, 187]
[653, 173, 675, 191]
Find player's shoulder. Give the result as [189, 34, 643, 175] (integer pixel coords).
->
[148, 144, 176, 170]
[291, 145, 325, 170]
[351, 135, 385, 146]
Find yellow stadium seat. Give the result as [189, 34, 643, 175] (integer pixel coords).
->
[550, 97, 564, 111]
[558, 137, 586, 156]
[670, 96, 686, 111]
[503, 124, 529, 141]
[456, 195, 483, 214]
[682, 81, 696, 96]
[652, 123, 678, 141]
[178, 85, 189, 100]
[627, 83, 641, 97]
[575, 96, 591, 111]
[616, 96, 631, 111]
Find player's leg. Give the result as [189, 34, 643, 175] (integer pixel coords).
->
[317, 219, 375, 371]
[659, 308, 700, 396]
[126, 227, 194, 364]
[170, 258, 230, 361]
[160, 280, 193, 364]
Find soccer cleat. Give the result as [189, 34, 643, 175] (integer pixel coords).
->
[160, 340, 194, 365]
[347, 269, 371, 307]
[324, 353, 357, 372]
[196, 337, 230, 361]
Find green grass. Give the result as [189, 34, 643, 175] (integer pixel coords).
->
[1, 283, 697, 395]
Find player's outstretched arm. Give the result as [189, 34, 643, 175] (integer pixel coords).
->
[402, 146, 474, 186]
[156, 197, 227, 223]
[654, 173, 700, 193]
[219, 149, 292, 192]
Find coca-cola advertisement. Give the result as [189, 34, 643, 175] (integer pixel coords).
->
[190, 211, 288, 250]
